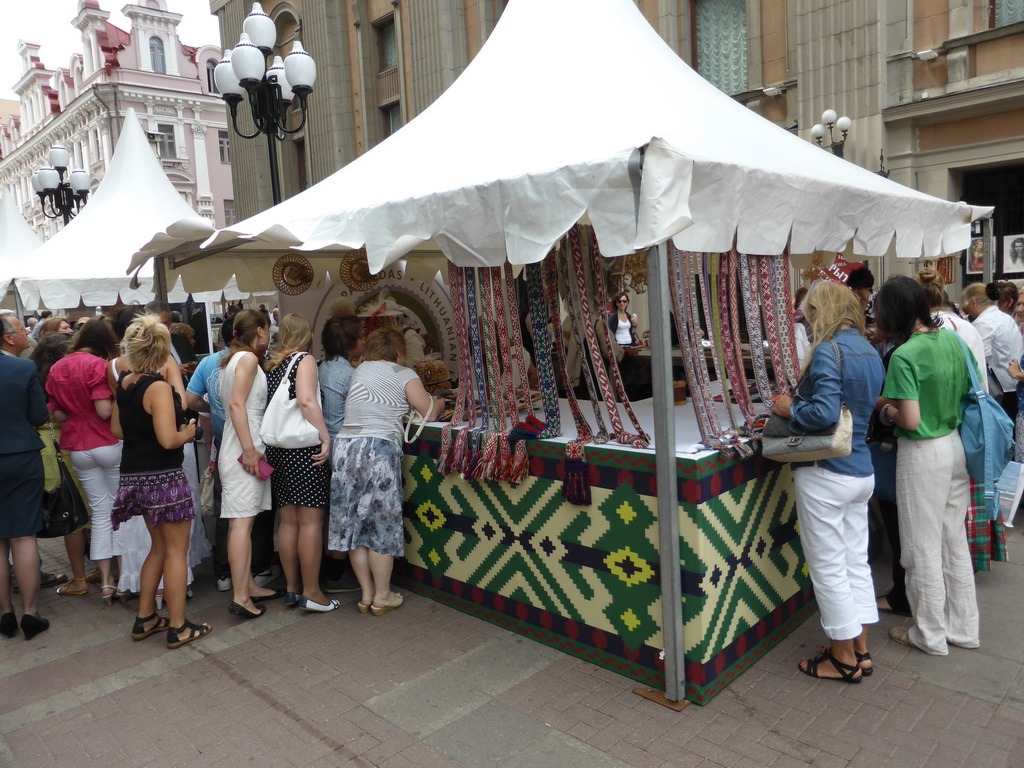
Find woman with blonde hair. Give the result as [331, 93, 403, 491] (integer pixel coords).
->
[771, 281, 885, 682]
[263, 314, 334, 611]
[110, 315, 208, 648]
[330, 329, 443, 616]
[219, 310, 277, 619]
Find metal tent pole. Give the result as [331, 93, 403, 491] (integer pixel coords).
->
[643, 240, 685, 705]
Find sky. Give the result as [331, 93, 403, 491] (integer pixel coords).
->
[0, 1, 222, 101]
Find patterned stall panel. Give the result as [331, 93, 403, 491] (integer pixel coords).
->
[401, 428, 813, 704]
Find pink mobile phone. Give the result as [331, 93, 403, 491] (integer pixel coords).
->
[238, 454, 274, 481]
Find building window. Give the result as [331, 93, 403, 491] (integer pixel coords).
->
[207, 59, 218, 93]
[693, 0, 747, 95]
[378, 18, 398, 71]
[995, 0, 1024, 27]
[223, 200, 236, 226]
[155, 123, 176, 158]
[382, 103, 402, 138]
[150, 37, 166, 73]
[218, 130, 230, 163]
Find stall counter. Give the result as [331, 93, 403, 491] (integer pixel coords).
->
[400, 401, 812, 705]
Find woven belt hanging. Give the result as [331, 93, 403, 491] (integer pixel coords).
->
[698, 252, 738, 433]
[544, 248, 594, 505]
[503, 264, 541, 483]
[582, 228, 649, 449]
[756, 255, 790, 396]
[720, 249, 761, 430]
[776, 249, 803, 390]
[739, 253, 775, 408]
[526, 262, 562, 439]
[556, 232, 609, 444]
[669, 247, 715, 443]
[461, 267, 491, 479]
[437, 263, 474, 475]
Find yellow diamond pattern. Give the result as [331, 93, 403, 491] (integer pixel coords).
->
[428, 548, 441, 566]
[420, 465, 434, 483]
[621, 608, 642, 632]
[616, 501, 636, 525]
[415, 502, 446, 532]
[605, 547, 655, 587]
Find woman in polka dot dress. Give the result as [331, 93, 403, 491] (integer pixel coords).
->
[263, 314, 337, 612]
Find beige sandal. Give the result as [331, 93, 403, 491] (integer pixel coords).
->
[370, 593, 404, 617]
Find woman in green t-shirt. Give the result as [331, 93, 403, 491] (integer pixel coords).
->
[875, 276, 979, 656]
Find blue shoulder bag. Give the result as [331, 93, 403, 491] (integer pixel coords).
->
[951, 333, 1014, 518]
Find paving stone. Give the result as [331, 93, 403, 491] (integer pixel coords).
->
[502, 730, 631, 768]
[423, 701, 551, 767]
[365, 672, 491, 739]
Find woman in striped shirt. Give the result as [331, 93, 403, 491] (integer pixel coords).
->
[327, 329, 442, 616]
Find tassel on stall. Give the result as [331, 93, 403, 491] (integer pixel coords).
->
[506, 440, 530, 485]
[562, 441, 591, 505]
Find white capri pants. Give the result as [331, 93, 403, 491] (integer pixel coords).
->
[72, 443, 122, 562]
[793, 465, 879, 641]
[896, 431, 978, 654]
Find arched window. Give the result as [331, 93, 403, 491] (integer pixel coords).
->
[206, 59, 218, 93]
[150, 36, 166, 73]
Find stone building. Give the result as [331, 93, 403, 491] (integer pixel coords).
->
[212, 0, 1024, 277]
[0, 0, 233, 240]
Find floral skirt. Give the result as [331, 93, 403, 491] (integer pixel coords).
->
[328, 437, 405, 557]
[111, 468, 194, 530]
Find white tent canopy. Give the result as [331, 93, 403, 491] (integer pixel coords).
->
[15, 108, 216, 312]
[0, 192, 43, 296]
[163, 0, 988, 289]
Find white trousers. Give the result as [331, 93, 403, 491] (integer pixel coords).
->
[72, 444, 122, 562]
[793, 465, 878, 640]
[896, 431, 978, 654]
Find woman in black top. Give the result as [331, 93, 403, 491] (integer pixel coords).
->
[110, 316, 208, 649]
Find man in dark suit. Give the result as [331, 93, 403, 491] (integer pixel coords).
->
[1, 312, 63, 617]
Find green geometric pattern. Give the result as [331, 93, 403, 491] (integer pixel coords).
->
[404, 451, 806, 667]
[683, 465, 806, 663]
[404, 452, 663, 649]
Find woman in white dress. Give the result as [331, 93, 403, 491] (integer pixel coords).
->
[219, 310, 277, 619]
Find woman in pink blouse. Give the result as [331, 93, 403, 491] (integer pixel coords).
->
[46, 319, 123, 604]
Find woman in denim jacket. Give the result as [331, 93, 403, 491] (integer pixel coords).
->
[771, 281, 885, 683]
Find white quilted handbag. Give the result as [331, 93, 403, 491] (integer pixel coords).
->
[260, 353, 321, 449]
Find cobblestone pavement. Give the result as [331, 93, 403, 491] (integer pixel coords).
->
[1, 521, 1021, 768]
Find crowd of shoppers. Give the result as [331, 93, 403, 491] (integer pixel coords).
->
[1, 299, 443, 647]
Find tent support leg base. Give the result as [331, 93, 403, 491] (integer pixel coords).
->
[632, 687, 690, 711]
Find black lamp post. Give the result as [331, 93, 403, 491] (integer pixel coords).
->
[810, 109, 852, 159]
[30, 143, 91, 226]
[215, 2, 316, 207]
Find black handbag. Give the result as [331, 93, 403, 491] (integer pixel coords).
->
[39, 424, 90, 539]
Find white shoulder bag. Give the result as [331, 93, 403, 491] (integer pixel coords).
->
[261, 353, 321, 449]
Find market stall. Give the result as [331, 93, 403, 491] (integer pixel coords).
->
[132, 0, 989, 705]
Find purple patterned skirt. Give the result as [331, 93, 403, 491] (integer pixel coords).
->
[111, 468, 195, 530]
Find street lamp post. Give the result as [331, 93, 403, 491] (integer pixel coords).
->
[215, 2, 317, 207]
[30, 143, 91, 226]
[810, 109, 852, 158]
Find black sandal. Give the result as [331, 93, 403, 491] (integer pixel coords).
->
[819, 645, 873, 677]
[799, 650, 862, 684]
[131, 613, 170, 641]
[166, 619, 212, 649]
[228, 601, 266, 620]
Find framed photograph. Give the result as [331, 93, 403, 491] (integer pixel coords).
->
[966, 238, 985, 275]
[1001, 234, 1024, 277]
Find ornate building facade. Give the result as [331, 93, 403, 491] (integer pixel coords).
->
[211, 0, 1024, 277]
[0, 0, 233, 240]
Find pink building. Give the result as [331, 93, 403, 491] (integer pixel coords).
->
[0, 0, 232, 241]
